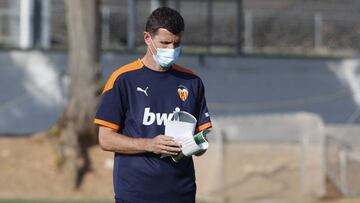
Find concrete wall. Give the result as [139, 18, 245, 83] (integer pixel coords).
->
[0, 50, 359, 134]
[207, 113, 326, 197]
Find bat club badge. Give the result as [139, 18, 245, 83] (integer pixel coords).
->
[177, 85, 189, 102]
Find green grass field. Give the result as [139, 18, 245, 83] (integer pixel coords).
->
[0, 200, 113, 203]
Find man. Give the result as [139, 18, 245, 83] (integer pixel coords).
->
[94, 7, 212, 203]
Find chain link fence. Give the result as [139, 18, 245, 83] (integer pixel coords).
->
[246, 10, 360, 55]
[0, 0, 19, 48]
[0, 0, 360, 55]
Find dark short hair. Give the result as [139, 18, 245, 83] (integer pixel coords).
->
[145, 7, 184, 35]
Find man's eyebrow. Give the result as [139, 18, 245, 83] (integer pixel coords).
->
[159, 39, 181, 43]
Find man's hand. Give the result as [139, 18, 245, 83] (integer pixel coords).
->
[98, 127, 182, 155]
[145, 135, 181, 155]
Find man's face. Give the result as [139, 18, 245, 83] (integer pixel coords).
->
[145, 28, 182, 51]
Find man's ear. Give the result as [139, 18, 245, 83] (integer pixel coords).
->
[144, 32, 151, 46]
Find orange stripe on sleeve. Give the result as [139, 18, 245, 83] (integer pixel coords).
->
[102, 59, 144, 94]
[94, 119, 121, 131]
[172, 64, 197, 76]
[195, 122, 212, 133]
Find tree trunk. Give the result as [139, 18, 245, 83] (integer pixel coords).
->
[59, 0, 101, 189]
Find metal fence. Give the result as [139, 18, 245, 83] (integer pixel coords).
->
[245, 10, 360, 55]
[100, 0, 241, 52]
[0, 0, 360, 55]
[98, 0, 360, 55]
[83, 0, 360, 55]
[0, 0, 18, 48]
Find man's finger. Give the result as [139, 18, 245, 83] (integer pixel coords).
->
[161, 149, 179, 156]
[162, 140, 181, 147]
[161, 135, 175, 141]
[162, 145, 181, 153]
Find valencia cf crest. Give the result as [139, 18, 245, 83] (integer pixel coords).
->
[177, 85, 188, 102]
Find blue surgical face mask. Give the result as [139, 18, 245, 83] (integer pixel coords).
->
[150, 38, 181, 69]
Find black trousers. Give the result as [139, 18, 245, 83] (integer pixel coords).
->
[115, 198, 132, 203]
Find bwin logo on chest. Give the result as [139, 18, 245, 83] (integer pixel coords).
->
[142, 107, 180, 125]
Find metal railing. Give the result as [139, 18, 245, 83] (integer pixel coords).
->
[0, 8, 19, 48]
[100, 1, 360, 55]
[0, 0, 360, 56]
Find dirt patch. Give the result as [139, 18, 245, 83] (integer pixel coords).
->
[0, 133, 359, 203]
[0, 133, 114, 201]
